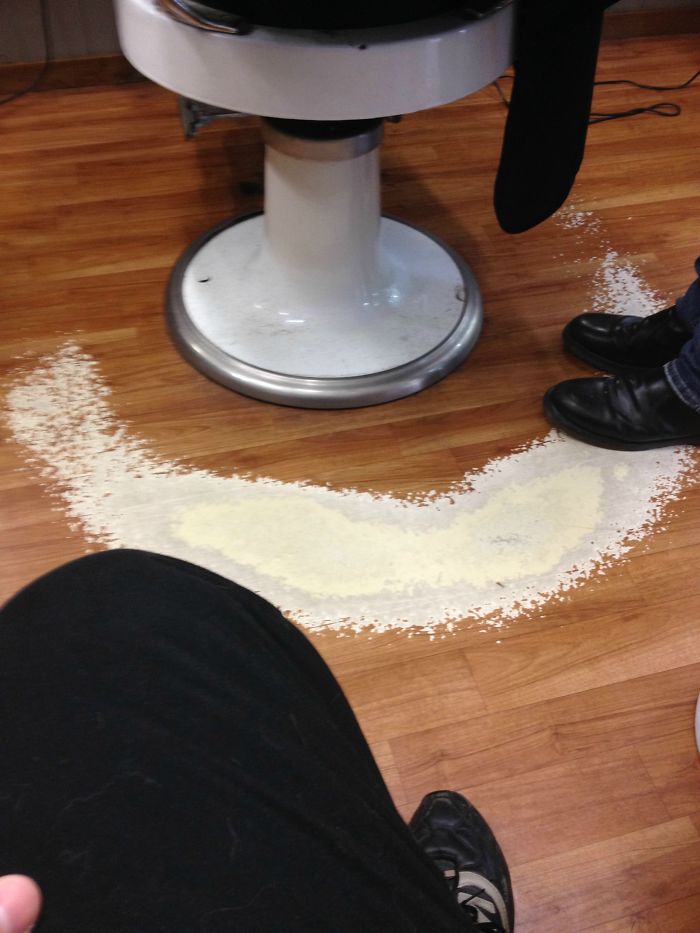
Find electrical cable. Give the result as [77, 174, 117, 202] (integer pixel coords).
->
[589, 101, 681, 124]
[491, 79, 510, 108]
[594, 69, 700, 92]
[491, 67, 699, 124]
[0, 0, 51, 106]
[589, 68, 699, 122]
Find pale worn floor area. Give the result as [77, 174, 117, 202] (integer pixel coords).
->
[1, 32, 700, 932]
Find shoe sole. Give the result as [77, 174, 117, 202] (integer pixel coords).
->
[562, 330, 669, 377]
[543, 390, 700, 451]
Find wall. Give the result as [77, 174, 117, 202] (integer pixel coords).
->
[1, 0, 699, 64]
[0, 0, 119, 63]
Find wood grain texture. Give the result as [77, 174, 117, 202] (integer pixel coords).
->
[1, 32, 700, 931]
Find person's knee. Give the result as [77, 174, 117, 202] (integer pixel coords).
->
[1, 548, 298, 671]
[0, 549, 191, 645]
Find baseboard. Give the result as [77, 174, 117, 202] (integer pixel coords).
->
[603, 9, 700, 40]
[0, 53, 143, 94]
[1, 13, 699, 97]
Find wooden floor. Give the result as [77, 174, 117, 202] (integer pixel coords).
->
[2, 32, 700, 932]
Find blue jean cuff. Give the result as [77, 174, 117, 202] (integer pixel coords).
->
[664, 360, 700, 412]
[675, 259, 700, 329]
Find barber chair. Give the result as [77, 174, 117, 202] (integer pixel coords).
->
[114, 0, 514, 407]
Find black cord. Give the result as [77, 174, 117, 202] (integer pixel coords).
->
[589, 101, 681, 124]
[491, 67, 699, 124]
[492, 79, 510, 108]
[594, 69, 700, 92]
[0, 0, 51, 106]
[589, 67, 699, 123]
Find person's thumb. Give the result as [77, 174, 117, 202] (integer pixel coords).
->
[0, 876, 42, 933]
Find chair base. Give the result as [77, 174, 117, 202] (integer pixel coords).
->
[167, 212, 482, 409]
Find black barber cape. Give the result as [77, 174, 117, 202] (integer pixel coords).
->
[495, 0, 619, 233]
[193, 1, 620, 233]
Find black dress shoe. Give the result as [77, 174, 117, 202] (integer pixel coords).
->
[563, 305, 692, 375]
[543, 369, 700, 450]
[410, 791, 513, 932]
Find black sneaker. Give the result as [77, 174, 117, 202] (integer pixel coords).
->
[409, 791, 514, 932]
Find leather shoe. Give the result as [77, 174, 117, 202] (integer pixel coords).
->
[543, 369, 700, 450]
[563, 305, 692, 375]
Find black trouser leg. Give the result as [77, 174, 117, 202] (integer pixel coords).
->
[0, 550, 472, 932]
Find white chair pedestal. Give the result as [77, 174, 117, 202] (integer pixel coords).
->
[116, 0, 514, 408]
[169, 117, 482, 407]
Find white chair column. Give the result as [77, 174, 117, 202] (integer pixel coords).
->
[168, 116, 482, 407]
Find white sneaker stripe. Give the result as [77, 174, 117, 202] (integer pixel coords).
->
[455, 870, 510, 932]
